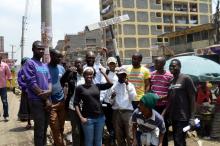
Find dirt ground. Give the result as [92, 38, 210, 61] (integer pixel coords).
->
[0, 91, 219, 146]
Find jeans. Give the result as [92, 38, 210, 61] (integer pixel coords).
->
[82, 114, 105, 146]
[30, 100, 49, 146]
[172, 120, 188, 146]
[49, 101, 65, 146]
[0, 87, 9, 117]
[68, 109, 84, 146]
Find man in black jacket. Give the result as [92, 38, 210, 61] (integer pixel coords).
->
[167, 59, 196, 146]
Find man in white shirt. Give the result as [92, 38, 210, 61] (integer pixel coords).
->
[110, 67, 136, 146]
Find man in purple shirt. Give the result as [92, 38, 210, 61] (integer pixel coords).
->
[22, 41, 52, 146]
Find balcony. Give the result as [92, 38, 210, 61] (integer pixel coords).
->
[174, 4, 188, 12]
[100, 4, 114, 19]
[163, 3, 172, 11]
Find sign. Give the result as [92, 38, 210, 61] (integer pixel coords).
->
[87, 14, 130, 31]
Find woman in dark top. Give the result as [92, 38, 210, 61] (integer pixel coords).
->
[74, 67, 113, 146]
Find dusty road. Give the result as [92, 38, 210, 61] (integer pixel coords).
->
[0, 91, 219, 146]
[0, 91, 33, 146]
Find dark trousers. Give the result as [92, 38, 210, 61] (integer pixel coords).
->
[155, 105, 169, 146]
[172, 121, 188, 146]
[68, 109, 84, 146]
[102, 102, 115, 142]
[0, 87, 9, 117]
[30, 100, 49, 146]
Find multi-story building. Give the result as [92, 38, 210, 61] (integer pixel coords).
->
[55, 29, 103, 63]
[0, 36, 4, 52]
[100, 0, 212, 61]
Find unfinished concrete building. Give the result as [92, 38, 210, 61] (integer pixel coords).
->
[100, 0, 212, 62]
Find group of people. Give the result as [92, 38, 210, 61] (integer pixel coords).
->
[0, 39, 216, 146]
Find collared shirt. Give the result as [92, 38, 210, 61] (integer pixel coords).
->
[110, 82, 136, 111]
[150, 71, 173, 106]
[0, 61, 12, 88]
[132, 109, 166, 134]
[127, 66, 151, 101]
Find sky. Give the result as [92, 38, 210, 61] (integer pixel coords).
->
[0, 0, 218, 65]
[0, 0, 100, 64]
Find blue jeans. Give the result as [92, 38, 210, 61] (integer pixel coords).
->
[0, 87, 9, 117]
[82, 114, 105, 146]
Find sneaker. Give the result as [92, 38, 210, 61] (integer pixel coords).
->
[203, 136, 211, 140]
[4, 117, 9, 122]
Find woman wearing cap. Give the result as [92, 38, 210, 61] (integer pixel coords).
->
[74, 67, 113, 146]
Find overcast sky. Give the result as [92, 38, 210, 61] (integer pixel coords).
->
[0, 0, 218, 64]
[0, 0, 100, 64]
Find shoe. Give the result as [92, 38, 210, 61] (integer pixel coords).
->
[25, 124, 32, 130]
[203, 136, 211, 140]
[4, 117, 9, 122]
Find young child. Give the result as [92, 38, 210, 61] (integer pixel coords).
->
[131, 93, 166, 146]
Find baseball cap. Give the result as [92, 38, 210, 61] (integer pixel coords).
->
[107, 57, 117, 64]
[117, 67, 127, 74]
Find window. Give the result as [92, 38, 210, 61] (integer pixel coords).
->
[157, 25, 162, 30]
[201, 31, 208, 40]
[138, 25, 149, 35]
[156, 0, 161, 4]
[137, 12, 148, 22]
[187, 34, 193, 42]
[136, 0, 148, 9]
[123, 11, 135, 22]
[193, 32, 201, 41]
[122, 0, 134, 8]
[138, 38, 150, 48]
[156, 12, 161, 17]
[157, 38, 163, 42]
[124, 38, 137, 48]
[123, 24, 136, 35]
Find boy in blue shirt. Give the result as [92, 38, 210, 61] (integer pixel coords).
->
[131, 93, 166, 146]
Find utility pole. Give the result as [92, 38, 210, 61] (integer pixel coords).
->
[214, 0, 220, 44]
[41, 0, 52, 63]
[20, 16, 26, 59]
[20, 0, 29, 60]
[10, 45, 16, 60]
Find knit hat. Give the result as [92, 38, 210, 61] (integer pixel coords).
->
[140, 93, 159, 109]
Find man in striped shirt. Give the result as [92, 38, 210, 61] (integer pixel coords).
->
[150, 56, 173, 146]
